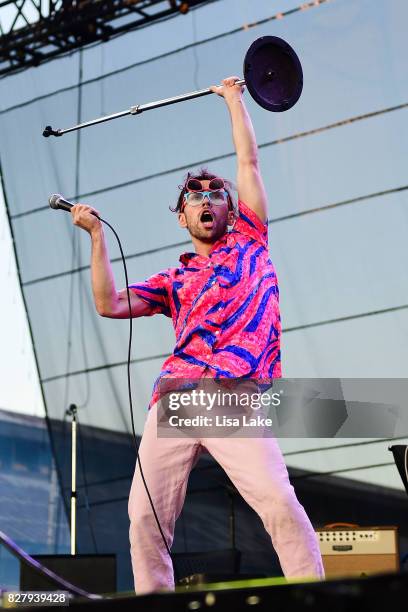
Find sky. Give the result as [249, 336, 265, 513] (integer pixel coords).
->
[0, 187, 44, 416]
[0, 0, 46, 418]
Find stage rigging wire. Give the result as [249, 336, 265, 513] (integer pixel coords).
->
[73, 53, 100, 554]
[20, 182, 408, 284]
[71, 458, 408, 509]
[63, 49, 84, 414]
[39, 300, 408, 384]
[191, 7, 200, 91]
[10, 101, 408, 220]
[59, 435, 408, 493]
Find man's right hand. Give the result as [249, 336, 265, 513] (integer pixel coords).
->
[71, 203, 102, 234]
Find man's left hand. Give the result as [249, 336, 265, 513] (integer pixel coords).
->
[210, 76, 245, 105]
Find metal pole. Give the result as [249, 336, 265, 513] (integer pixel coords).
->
[42, 79, 245, 138]
[67, 404, 78, 556]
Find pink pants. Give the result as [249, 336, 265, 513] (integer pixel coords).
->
[128, 406, 325, 594]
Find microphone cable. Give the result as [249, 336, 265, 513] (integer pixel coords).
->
[96, 215, 178, 581]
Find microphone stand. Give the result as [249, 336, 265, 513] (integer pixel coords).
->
[42, 79, 245, 137]
[65, 404, 78, 556]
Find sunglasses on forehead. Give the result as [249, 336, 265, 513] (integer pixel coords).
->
[186, 177, 225, 192]
[182, 177, 229, 209]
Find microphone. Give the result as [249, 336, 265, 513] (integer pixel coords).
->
[49, 193, 74, 212]
[49, 194, 99, 217]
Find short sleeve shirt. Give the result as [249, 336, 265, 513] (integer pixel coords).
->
[129, 200, 281, 408]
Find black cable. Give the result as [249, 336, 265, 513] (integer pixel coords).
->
[94, 213, 178, 582]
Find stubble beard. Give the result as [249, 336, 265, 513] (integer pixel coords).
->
[186, 210, 228, 244]
[187, 215, 228, 243]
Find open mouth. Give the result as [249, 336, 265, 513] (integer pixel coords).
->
[200, 210, 214, 226]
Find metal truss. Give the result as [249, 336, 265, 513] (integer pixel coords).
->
[0, 0, 214, 77]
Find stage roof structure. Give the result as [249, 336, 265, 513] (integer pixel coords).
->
[0, 0, 214, 76]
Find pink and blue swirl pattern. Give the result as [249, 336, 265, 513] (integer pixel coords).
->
[129, 200, 281, 408]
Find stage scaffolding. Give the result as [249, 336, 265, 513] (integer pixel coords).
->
[0, 0, 215, 76]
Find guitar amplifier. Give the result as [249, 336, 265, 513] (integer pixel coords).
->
[316, 524, 399, 578]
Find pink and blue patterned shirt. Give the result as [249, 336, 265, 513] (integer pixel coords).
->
[129, 200, 281, 408]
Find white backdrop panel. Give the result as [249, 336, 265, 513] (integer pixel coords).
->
[1, 0, 407, 490]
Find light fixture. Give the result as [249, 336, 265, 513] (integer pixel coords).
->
[179, 2, 189, 14]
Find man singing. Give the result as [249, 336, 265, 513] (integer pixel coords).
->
[70, 77, 324, 594]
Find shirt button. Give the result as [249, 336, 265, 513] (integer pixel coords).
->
[215, 330, 220, 336]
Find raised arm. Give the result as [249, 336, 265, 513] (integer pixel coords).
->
[210, 76, 268, 223]
[70, 204, 151, 318]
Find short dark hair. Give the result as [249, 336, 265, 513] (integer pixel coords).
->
[170, 167, 235, 213]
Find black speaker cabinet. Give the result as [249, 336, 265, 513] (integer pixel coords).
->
[20, 554, 116, 594]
